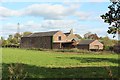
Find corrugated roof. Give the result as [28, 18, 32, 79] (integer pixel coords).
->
[78, 40, 95, 45]
[25, 31, 59, 37]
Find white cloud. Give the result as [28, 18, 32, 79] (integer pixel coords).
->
[1, 19, 112, 39]
[0, 6, 20, 17]
[0, 3, 91, 20]
[22, 4, 68, 19]
[0, 3, 108, 39]
[1, 20, 77, 38]
[24, 20, 42, 28]
[74, 11, 90, 20]
[2, 23, 18, 30]
[1, 19, 107, 39]
[0, 16, 8, 20]
[41, 20, 76, 29]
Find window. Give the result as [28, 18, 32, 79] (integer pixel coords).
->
[94, 45, 99, 49]
[58, 36, 61, 41]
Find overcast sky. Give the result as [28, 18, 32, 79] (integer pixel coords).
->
[0, 0, 118, 39]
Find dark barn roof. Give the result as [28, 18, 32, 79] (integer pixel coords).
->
[25, 31, 59, 37]
[78, 40, 95, 45]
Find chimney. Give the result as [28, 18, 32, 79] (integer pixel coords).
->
[70, 29, 73, 34]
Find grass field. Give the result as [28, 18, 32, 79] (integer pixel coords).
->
[2, 48, 120, 78]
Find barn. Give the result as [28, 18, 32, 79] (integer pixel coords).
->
[20, 30, 80, 49]
[20, 31, 55, 49]
[77, 40, 103, 50]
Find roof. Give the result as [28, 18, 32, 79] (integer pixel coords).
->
[53, 41, 73, 43]
[25, 31, 59, 37]
[78, 40, 95, 45]
[72, 38, 79, 41]
[64, 33, 70, 36]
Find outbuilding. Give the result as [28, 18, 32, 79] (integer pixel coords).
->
[77, 40, 103, 50]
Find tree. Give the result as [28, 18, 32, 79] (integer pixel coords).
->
[101, 0, 120, 38]
[10, 38, 18, 44]
[8, 35, 13, 40]
[14, 33, 22, 44]
[88, 34, 99, 40]
[1, 40, 9, 46]
[83, 32, 99, 39]
[22, 32, 32, 37]
[101, 36, 114, 46]
[8, 35, 13, 44]
[14, 33, 21, 39]
[84, 32, 92, 39]
[0, 36, 4, 41]
[75, 34, 82, 39]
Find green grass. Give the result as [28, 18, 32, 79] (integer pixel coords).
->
[2, 48, 120, 78]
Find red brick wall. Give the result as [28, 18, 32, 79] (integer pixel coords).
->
[90, 40, 103, 50]
[53, 43, 61, 49]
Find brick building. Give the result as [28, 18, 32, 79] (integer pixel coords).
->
[77, 40, 103, 50]
[20, 29, 80, 49]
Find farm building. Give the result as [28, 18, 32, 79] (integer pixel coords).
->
[64, 29, 80, 47]
[77, 40, 103, 50]
[20, 30, 80, 49]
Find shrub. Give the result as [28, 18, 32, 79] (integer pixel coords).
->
[113, 44, 120, 53]
[105, 66, 113, 78]
[2, 44, 19, 48]
[54, 48, 92, 54]
[27, 48, 50, 51]
[104, 46, 113, 51]
[8, 63, 27, 80]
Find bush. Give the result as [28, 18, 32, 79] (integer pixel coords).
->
[113, 44, 120, 53]
[27, 48, 50, 51]
[2, 44, 19, 48]
[104, 46, 113, 51]
[54, 48, 92, 54]
[8, 63, 27, 80]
